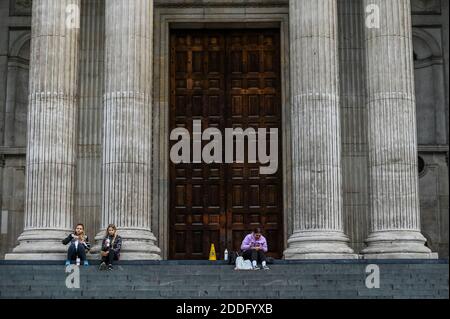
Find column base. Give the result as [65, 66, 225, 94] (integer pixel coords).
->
[5, 228, 73, 260]
[284, 230, 358, 260]
[361, 230, 437, 259]
[91, 228, 161, 260]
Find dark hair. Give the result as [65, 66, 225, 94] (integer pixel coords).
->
[106, 224, 117, 236]
[253, 227, 262, 234]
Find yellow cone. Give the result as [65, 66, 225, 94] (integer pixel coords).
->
[209, 244, 217, 261]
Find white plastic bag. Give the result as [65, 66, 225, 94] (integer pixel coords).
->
[234, 256, 253, 270]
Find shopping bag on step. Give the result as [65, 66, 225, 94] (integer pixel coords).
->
[234, 256, 253, 270]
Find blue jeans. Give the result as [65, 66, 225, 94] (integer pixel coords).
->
[67, 243, 87, 262]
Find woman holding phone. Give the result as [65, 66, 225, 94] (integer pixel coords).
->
[240, 227, 270, 270]
[99, 224, 123, 271]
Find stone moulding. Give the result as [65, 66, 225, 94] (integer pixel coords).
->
[154, 0, 289, 8]
[10, 0, 32, 16]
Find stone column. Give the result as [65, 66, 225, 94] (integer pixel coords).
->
[6, 0, 81, 260]
[362, 0, 434, 259]
[95, 0, 161, 260]
[284, 0, 356, 259]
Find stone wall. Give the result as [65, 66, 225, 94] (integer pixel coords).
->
[75, 0, 104, 245]
[412, 0, 449, 257]
[0, 0, 31, 259]
[338, 0, 369, 253]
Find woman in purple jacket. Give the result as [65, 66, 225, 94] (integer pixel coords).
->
[241, 227, 270, 270]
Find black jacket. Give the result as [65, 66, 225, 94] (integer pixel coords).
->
[101, 235, 122, 258]
[62, 234, 91, 251]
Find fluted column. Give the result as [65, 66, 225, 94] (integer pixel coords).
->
[95, 0, 160, 260]
[362, 0, 434, 258]
[6, 0, 80, 260]
[284, 0, 356, 259]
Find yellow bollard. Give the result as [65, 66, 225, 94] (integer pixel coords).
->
[209, 244, 217, 261]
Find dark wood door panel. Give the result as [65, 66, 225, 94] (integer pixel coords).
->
[170, 31, 227, 260]
[225, 30, 283, 259]
[170, 29, 282, 260]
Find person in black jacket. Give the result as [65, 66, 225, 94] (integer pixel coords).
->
[99, 224, 122, 271]
[62, 224, 91, 266]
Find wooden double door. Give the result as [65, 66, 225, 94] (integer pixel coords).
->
[169, 29, 283, 259]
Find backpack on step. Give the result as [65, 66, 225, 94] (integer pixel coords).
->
[228, 251, 239, 265]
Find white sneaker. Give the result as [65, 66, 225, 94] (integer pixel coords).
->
[252, 265, 260, 270]
[262, 265, 270, 270]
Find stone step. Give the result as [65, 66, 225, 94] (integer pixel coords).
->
[0, 277, 442, 288]
[0, 261, 447, 299]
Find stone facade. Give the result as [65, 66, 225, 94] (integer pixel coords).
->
[0, 0, 448, 259]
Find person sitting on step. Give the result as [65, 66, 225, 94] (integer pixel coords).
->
[63, 224, 91, 267]
[241, 227, 270, 270]
[99, 224, 123, 271]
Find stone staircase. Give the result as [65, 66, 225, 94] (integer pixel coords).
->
[0, 260, 448, 299]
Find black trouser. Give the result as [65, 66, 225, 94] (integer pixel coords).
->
[102, 249, 118, 265]
[67, 243, 87, 262]
[242, 249, 266, 264]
